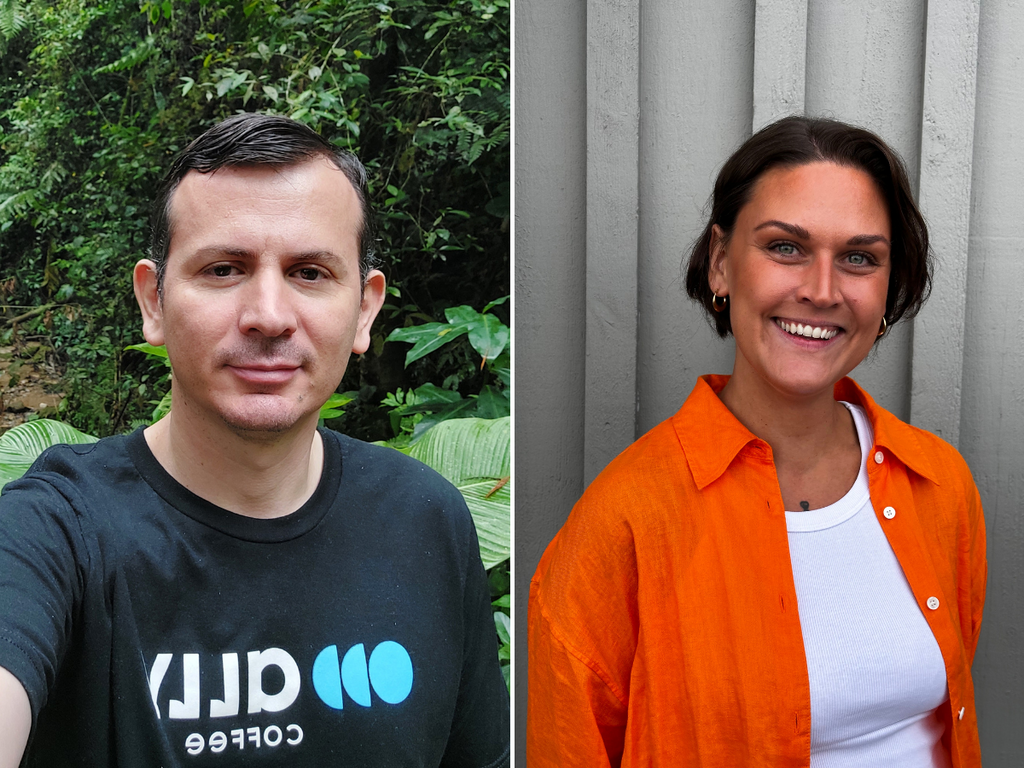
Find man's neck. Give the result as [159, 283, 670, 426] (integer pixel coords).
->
[143, 408, 324, 519]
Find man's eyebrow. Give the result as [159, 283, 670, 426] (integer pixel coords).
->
[192, 246, 254, 259]
[190, 247, 348, 266]
[753, 220, 811, 239]
[291, 249, 346, 265]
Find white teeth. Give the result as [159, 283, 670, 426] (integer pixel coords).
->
[776, 319, 838, 340]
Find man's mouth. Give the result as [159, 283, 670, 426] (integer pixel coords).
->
[226, 363, 302, 385]
[774, 319, 840, 340]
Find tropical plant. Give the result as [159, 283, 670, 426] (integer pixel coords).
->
[383, 297, 509, 442]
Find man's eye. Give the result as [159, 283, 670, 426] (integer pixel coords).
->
[297, 267, 324, 281]
[210, 264, 236, 277]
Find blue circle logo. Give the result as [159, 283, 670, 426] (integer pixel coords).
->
[312, 641, 413, 710]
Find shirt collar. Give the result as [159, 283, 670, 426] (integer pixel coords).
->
[672, 375, 941, 490]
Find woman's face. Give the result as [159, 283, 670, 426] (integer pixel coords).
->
[709, 161, 891, 401]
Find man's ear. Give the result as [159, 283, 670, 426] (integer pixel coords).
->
[708, 224, 730, 298]
[351, 269, 387, 355]
[133, 259, 165, 347]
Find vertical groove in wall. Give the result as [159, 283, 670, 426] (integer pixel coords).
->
[583, 0, 641, 485]
[908, 0, 980, 446]
[752, 0, 808, 130]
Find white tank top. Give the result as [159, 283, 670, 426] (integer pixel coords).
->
[785, 402, 951, 768]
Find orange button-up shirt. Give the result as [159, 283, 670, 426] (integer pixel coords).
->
[528, 376, 986, 767]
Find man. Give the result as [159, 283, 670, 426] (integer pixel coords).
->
[0, 114, 509, 767]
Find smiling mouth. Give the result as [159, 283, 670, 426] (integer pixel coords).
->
[774, 319, 840, 340]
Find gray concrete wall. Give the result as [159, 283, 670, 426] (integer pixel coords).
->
[515, 0, 1024, 764]
[961, 0, 1024, 760]
[514, 0, 587, 759]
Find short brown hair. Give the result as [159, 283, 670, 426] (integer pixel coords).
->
[685, 116, 931, 339]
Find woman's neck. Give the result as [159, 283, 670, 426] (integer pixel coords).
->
[718, 365, 861, 510]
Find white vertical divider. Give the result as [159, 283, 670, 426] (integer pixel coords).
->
[910, 0, 980, 447]
[584, 0, 641, 485]
[752, 0, 808, 131]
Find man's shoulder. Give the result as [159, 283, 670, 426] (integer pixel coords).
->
[328, 430, 455, 485]
[324, 429, 471, 521]
[4, 431, 135, 498]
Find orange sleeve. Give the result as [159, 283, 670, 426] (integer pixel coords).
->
[526, 476, 643, 768]
[527, 579, 628, 768]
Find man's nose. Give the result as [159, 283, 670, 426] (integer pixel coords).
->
[238, 270, 298, 337]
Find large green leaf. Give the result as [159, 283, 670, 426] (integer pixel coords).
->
[125, 342, 171, 367]
[407, 416, 509, 484]
[0, 420, 98, 489]
[387, 322, 471, 366]
[405, 417, 510, 568]
[459, 478, 510, 568]
[467, 313, 509, 363]
[444, 305, 481, 325]
[319, 391, 356, 421]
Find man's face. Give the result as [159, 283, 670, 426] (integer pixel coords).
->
[134, 158, 385, 438]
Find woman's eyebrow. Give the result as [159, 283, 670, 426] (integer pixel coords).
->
[753, 221, 891, 248]
[753, 220, 810, 239]
[847, 233, 891, 247]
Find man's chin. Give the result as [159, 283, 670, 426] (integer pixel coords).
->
[217, 396, 319, 439]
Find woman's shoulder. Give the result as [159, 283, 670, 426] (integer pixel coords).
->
[842, 378, 979, 495]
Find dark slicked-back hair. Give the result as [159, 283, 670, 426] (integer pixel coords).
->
[685, 115, 931, 340]
[150, 113, 378, 291]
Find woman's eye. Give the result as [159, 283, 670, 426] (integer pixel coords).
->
[847, 253, 870, 266]
[773, 242, 798, 256]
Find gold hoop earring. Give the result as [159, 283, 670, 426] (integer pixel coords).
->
[712, 292, 728, 313]
[877, 316, 888, 338]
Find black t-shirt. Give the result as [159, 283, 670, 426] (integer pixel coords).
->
[0, 428, 509, 767]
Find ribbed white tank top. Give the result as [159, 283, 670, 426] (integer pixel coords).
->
[785, 402, 950, 768]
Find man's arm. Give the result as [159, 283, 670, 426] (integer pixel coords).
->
[0, 666, 30, 768]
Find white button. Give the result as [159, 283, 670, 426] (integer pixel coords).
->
[874, 450, 884, 464]
[926, 596, 940, 610]
[958, 706, 965, 720]
[883, 506, 896, 519]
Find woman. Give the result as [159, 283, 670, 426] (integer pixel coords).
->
[527, 116, 986, 767]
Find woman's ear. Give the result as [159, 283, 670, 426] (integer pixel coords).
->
[708, 224, 729, 297]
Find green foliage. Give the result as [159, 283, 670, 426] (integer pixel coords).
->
[383, 298, 509, 442]
[388, 296, 509, 367]
[407, 415, 509, 566]
[0, 0, 509, 440]
[0, 0, 29, 50]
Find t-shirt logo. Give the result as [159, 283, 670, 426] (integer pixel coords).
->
[147, 640, 413, 720]
[312, 641, 414, 708]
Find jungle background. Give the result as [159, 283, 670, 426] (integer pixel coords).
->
[0, 0, 510, 683]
